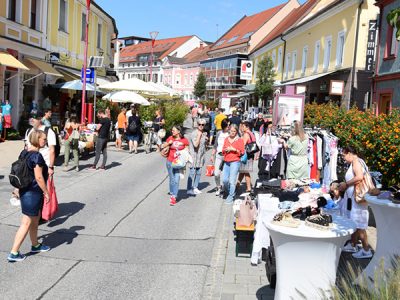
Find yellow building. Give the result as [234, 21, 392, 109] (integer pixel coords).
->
[250, 0, 379, 109]
[0, 0, 117, 129]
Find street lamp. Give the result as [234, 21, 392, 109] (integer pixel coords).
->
[149, 31, 158, 83]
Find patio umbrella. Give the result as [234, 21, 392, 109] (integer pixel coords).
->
[102, 90, 150, 105]
[54, 80, 96, 91]
[98, 77, 166, 94]
[146, 82, 180, 96]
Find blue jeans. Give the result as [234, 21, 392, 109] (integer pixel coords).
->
[187, 167, 202, 191]
[166, 161, 180, 197]
[222, 161, 241, 203]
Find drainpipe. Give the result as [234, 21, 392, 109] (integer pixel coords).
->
[349, 0, 364, 110]
[280, 35, 287, 84]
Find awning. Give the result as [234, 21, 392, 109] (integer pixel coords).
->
[282, 71, 336, 85]
[227, 92, 251, 98]
[0, 52, 29, 70]
[56, 68, 80, 81]
[25, 58, 63, 77]
[242, 83, 255, 91]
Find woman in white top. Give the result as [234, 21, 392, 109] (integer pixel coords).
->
[210, 119, 229, 196]
[339, 146, 372, 259]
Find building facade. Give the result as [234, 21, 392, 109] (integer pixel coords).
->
[373, 0, 400, 114]
[0, 0, 117, 129]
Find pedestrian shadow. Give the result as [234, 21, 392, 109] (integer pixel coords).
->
[106, 161, 122, 170]
[197, 182, 210, 190]
[47, 201, 85, 227]
[256, 285, 275, 299]
[37, 225, 85, 250]
[0, 175, 4, 180]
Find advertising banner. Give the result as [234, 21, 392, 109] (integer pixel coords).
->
[240, 60, 253, 80]
[273, 95, 305, 126]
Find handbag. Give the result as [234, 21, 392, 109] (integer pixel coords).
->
[240, 152, 248, 164]
[42, 177, 59, 221]
[354, 159, 375, 204]
[205, 164, 215, 177]
[237, 196, 257, 226]
[158, 129, 166, 139]
[171, 150, 186, 169]
[245, 133, 259, 155]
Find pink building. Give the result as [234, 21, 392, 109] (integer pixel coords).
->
[162, 44, 209, 104]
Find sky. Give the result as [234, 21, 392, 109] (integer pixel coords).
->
[96, 0, 307, 42]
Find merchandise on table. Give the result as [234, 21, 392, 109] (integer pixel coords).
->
[305, 214, 333, 230]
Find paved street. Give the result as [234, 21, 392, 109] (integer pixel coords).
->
[0, 145, 226, 299]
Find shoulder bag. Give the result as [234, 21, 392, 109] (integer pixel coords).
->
[354, 159, 375, 204]
[237, 196, 257, 226]
[42, 177, 59, 221]
[245, 132, 259, 155]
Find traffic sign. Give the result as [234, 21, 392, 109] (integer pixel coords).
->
[81, 67, 95, 84]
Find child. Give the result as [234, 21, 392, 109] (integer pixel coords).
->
[330, 180, 350, 218]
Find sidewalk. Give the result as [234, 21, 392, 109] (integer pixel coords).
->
[0, 140, 25, 170]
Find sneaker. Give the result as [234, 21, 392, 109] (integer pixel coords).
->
[99, 165, 106, 170]
[342, 243, 358, 253]
[187, 190, 195, 196]
[193, 188, 202, 195]
[7, 252, 26, 262]
[63, 166, 69, 172]
[225, 196, 234, 204]
[352, 248, 373, 259]
[215, 188, 221, 196]
[89, 165, 97, 170]
[75, 166, 79, 172]
[170, 196, 177, 206]
[31, 243, 51, 253]
[9, 197, 21, 206]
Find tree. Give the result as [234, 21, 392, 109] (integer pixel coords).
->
[193, 72, 207, 99]
[254, 56, 275, 107]
[387, 8, 400, 40]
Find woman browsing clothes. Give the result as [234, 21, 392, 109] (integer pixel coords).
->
[7, 130, 50, 262]
[162, 126, 189, 206]
[222, 124, 245, 204]
[339, 146, 373, 259]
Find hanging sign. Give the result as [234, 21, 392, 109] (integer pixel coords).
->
[365, 20, 377, 71]
[240, 60, 253, 80]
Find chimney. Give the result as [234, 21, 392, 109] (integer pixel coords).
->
[199, 42, 204, 49]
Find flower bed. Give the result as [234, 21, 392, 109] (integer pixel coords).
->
[304, 103, 400, 186]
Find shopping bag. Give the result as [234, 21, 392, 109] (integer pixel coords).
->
[42, 177, 59, 221]
[240, 152, 248, 164]
[354, 160, 375, 204]
[205, 165, 215, 177]
[171, 151, 186, 169]
[237, 196, 256, 227]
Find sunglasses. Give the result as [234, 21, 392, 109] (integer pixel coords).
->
[198, 124, 205, 126]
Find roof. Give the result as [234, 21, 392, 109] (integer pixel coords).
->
[209, 2, 287, 52]
[120, 36, 195, 62]
[183, 45, 210, 63]
[251, 0, 320, 54]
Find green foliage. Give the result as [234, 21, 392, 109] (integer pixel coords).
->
[193, 72, 207, 99]
[198, 99, 218, 110]
[254, 56, 275, 102]
[95, 99, 119, 120]
[304, 103, 400, 186]
[139, 104, 158, 123]
[332, 258, 400, 299]
[387, 8, 400, 40]
[162, 100, 188, 132]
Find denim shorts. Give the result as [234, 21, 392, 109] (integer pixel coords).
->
[126, 134, 140, 142]
[20, 190, 43, 217]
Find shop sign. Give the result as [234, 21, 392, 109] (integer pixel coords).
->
[329, 80, 344, 95]
[240, 60, 253, 80]
[296, 85, 306, 94]
[49, 52, 60, 63]
[273, 94, 305, 126]
[365, 20, 377, 71]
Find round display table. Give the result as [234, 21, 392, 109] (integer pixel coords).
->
[265, 215, 356, 299]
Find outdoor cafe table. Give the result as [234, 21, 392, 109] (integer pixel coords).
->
[357, 194, 400, 284]
[265, 215, 356, 299]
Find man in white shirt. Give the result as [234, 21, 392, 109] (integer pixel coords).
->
[25, 112, 56, 176]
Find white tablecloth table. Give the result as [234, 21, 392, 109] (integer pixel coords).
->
[358, 194, 400, 283]
[265, 215, 356, 300]
[251, 194, 280, 265]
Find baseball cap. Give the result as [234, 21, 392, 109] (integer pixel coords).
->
[30, 111, 44, 119]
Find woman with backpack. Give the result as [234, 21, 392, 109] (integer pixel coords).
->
[126, 107, 141, 154]
[8, 129, 51, 262]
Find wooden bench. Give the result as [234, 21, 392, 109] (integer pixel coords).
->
[235, 218, 255, 257]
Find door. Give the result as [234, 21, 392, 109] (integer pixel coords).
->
[379, 94, 391, 114]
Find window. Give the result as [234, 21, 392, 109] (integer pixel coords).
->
[301, 46, 308, 75]
[81, 13, 87, 41]
[285, 53, 290, 79]
[291, 51, 297, 78]
[59, 0, 67, 32]
[190, 74, 193, 85]
[30, 0, 38, 30]
[313, 40, 320, 73]
[176, 74, 181, 85]
[228, 36, 238, 43]
[215, 39, 225, 46]
[184, 74, 188, 85]
[97, 22, 102, 49]
[386, 25, 398, 57]
[336, 31, 345, 67]
[323, 36, 332, 70]
[8, 0, 20, 22]
[272, 50, 277, 67]
[277, 47, 283, 73]
[241, 31, 254, 40]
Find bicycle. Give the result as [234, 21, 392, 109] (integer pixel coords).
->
[143, 121, 157, 154]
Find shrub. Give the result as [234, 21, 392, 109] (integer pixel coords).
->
[304, 103, 400, 186]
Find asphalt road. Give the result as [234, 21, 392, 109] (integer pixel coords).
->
[0, 146, 222, 299]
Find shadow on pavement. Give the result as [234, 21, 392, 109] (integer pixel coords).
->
[38, 225, 85, 250]
[106, 161, 122, 170]
[47, 201, 85, 227]
[256, 285, 275, 299]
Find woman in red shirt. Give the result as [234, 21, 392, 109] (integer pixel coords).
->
[163, 126, 189, 206]
[222, 124, 245, 204]
[238, 121, 256, 193]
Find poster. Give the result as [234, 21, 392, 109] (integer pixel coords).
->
[220, 97, 231, 114]
[240, 60, 253, 80]
[273, 95, 305, 126]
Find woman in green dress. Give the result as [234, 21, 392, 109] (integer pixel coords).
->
[285, 121, 309, 179]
